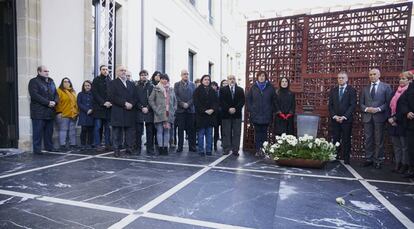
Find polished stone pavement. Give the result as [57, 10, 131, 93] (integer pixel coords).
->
[0, 148, 413, 229]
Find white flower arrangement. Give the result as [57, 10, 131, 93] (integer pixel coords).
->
[262, 134, 338, 161]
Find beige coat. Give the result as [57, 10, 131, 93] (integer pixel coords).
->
[148, 83, 176, 123]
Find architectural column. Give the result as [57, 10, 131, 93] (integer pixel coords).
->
[16, 0, 41, 150]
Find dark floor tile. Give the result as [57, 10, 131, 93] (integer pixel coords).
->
[352, 163, 413, 183]
[0, 194, 125, 229]
[0, 152, 81, 176]
[372, 182, 414, 222]
[217, 151, 354, 178]
[152, 169, 282, 228]
[152, 169, 405, 228]
[0, 158, 200, 210]
[272, 175, 405, 228]
[102, 149, 221, 165]
[125, 217, 209, 229]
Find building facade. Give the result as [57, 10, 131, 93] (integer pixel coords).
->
[1, 0, 243, 151]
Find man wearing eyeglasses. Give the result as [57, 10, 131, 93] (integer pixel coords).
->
[360, 68, 392, 169]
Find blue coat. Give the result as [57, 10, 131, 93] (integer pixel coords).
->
[77, 91, 94, 126]
[246, 82, 275, 125]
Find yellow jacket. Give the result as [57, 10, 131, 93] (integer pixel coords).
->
[56, 88, 79, 119]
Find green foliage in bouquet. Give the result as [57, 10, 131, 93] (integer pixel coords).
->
[262, 134, 338, 161]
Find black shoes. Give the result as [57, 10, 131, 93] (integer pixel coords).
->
[362, 160, 373, 167]
[374, 162, 382, 169]
[176, 147, 183, 153]
[114, 150, 121, 157]
[159, 147, 168, 155]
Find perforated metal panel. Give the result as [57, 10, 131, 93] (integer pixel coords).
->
[243, 2, 413, 161]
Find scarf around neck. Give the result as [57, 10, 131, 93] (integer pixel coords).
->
[390, 85, 408, 116]
[158, 82, 170, 114]
[256, 80, 267, 92]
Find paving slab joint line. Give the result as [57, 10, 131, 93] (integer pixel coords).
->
[108, 154, 232, 228]
[341, 161, 414, 228]
[133, 211, 144, 215]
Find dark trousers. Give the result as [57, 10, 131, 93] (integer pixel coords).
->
[176, 113, 196, 150]
[94, 118, 111, 146]
[364, 120, 385, 163]
[221, 118, 242, 153]
[112, 126, 135, 150]
[32, 119, 54, 153]
[331, 122, 352, 162]
[136, 122, 154, 152]
[80, 126, 94, 146]
[254, 123, 268, 151]
[407, 130, 414, 166]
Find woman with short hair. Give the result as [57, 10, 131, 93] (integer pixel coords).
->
[148, 74, 177, 155]
[246, 71, 275, 156]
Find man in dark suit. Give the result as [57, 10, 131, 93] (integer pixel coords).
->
[328, 71, 357, 164]
[360, 68, 393, 168]
[108, 65, 138, 157]
[219, 75, 245, 156]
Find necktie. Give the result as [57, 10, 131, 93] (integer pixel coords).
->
[231, 86, 235, 99]
[339, 87, 344, 100]
[370, 83, 376, 99]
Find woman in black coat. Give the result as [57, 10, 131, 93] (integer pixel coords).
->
[388, 71, 411, 173]
[77, 80, 94, 148]
[246, 71, 275, 155]
[193, 75, 219, 156]
[400, 70, 414, 178]
[274, 77, 296, 136]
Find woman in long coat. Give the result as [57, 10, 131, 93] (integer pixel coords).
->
[246, 71, 275, 156]
[77, 80, 94, 149]
[274, 77, 295, 136]
[148, 74, 176, 155]
[193, 75, 219, 156]
[388, 71, 412, 173]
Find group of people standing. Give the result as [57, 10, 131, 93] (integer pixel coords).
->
[28, 65, 246, 158]
[243, 68, 414, 178]
[28, 65, 414, 178]
[328, 68, 414, 178]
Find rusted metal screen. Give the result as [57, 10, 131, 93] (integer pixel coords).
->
[243, 2, 413, 161]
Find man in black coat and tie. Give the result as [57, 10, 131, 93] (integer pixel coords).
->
[360, 68, 393, 168]
[219, 75, 245, 156]
[328, 71, 357, 164]
[108, 65, 138, 157]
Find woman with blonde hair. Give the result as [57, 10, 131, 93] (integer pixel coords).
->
[390, 71, 413, 173]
